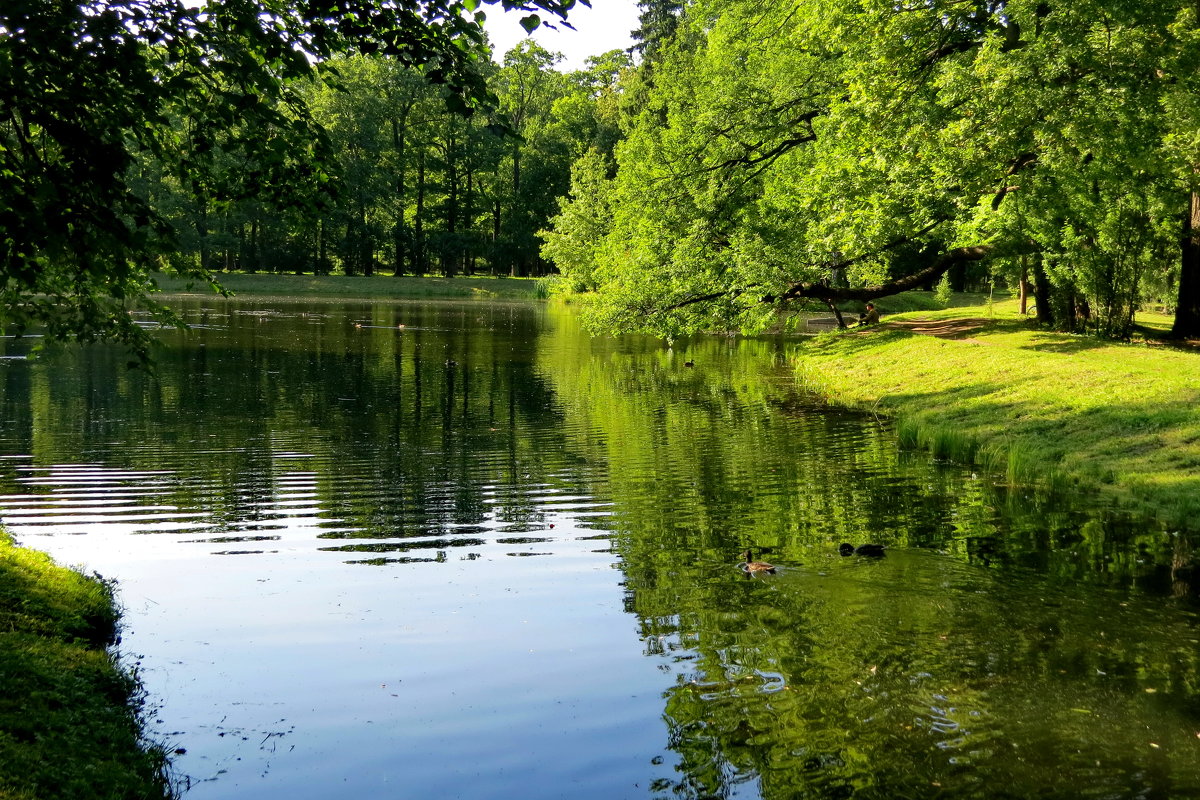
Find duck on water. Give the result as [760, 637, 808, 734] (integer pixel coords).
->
[839, 543, 885, 557]
[740, 550, 776, 574]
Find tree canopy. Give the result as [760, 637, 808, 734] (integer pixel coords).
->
[543, 0, 1200, 340]
[0, 0, 579, 359]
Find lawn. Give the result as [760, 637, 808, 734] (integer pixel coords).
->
[795, 296, 1200, 527]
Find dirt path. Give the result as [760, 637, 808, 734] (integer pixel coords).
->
[882, 318, 993, 341]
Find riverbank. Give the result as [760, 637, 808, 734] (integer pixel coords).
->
[153, 271, 547, 301]
[795, 298, 1200, 528]
[0, 530, 173, 799]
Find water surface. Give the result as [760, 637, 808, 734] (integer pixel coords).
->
[0, 299, 1198, 799]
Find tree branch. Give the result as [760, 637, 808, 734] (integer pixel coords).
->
[666, 288, 745, 311]
[991, 151, 1037, 210]
[820, 217, 947, 275]
[778, 245, 993, 303]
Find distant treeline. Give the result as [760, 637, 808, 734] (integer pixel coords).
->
[142, 45, 629, 280]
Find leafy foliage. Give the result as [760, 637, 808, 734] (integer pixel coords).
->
[0, 0, 580, 360]
[542, 0, 1200, 339]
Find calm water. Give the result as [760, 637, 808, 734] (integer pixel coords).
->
[1, 299, 1199, 799]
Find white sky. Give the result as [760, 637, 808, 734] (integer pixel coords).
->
[481, 0, 642, 72]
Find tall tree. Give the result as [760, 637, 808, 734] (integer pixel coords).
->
[493, 40, 568, 276]
[0, 0, 578, 359]
[543, 0, 1200, 339]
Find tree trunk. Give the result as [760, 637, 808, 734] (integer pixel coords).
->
[1019, 256, 1029, 315]
[511, 142, 522, 278]
[247, 217, 259, 274]
[391, 117, 407, 277]
[360, 191, 373, 277]
[317, 218, 328, 275]
[237, 222, 246, 272]
[1172, 190, 1200, 338]
[1031, 253, 1053, 326]
[223, 214, 234, 273]
[464, 166, 475, 275]
[826, 300, 847, 329]
[445, 161, 458, 278]
[948, 260, 967, 292]
[492, 196, 502, 277]
[344, 221, 356, 276]
[414, 151, 426, 277]
[196, 198, 209, 272]
[1062, 287, 1077, 333]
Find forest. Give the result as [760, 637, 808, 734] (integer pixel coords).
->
[4, 0, 1200, 349]
[543, 0, 1200, 341]
[144, 44, 629, 284]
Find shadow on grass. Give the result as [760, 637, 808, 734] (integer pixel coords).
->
[1018, 332, 1128, 354]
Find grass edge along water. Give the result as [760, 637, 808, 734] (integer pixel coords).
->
[0, 528, 175, 800]
[793, 297, 1200, 529]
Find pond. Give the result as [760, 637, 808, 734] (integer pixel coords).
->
[1, 298, 1199, 799]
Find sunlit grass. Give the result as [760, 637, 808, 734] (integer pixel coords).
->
[795, 299, 1200, 526]
[152, 271, 545, 301]
[0, 530, 173, 799]
[871, 289, 997, 314]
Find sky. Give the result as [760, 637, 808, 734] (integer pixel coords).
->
[481, 0, 642, 72]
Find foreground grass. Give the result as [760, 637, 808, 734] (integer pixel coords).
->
[152, 271, 546, 301]
[796, 297, 1200, 528]
[0, 530, 172, 800]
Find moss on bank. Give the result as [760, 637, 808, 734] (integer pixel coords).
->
[0, 530, 173, 800]
[795, 298, 1200, 529]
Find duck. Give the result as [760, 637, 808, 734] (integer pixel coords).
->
[683, 360, 695, 368]
[740, 549, 776, 574]
[839, 542, 885, 557]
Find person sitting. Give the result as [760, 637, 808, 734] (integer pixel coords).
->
[857, 302, 880, 327]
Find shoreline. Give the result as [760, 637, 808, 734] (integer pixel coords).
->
[150, 277, 1198, 527]
[151, 271, 548, 302]
[0, 529, 174, 799]
[793, 300, 1200, 530]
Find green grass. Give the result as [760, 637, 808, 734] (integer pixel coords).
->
[869, 289, 997, 314]
[152, 271, 546, 301]
[796, 297, 1200, 527]
[0, 529, 173, 800]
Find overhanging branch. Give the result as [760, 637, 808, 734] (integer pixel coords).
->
[776, 245, 993, 303]
[659, 244, 993, 315]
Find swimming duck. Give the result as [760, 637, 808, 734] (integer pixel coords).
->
[839, 543, 885, 557]
[740, 549, 776, 574]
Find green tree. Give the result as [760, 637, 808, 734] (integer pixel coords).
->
[1, 0, 576, 360]
[545, 0, 1200, 339]
[491, 40, 569, 275]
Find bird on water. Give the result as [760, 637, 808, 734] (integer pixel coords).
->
[839, 543, 885, 557]
[740, 549, 776, 574]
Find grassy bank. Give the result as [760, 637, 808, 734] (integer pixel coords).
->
[0, 530, 173, 800]
[795, 296, 1200, 528]
[153, 271, 547, 301]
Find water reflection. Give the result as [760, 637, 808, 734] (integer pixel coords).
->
[0, 299, 1196, 799]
